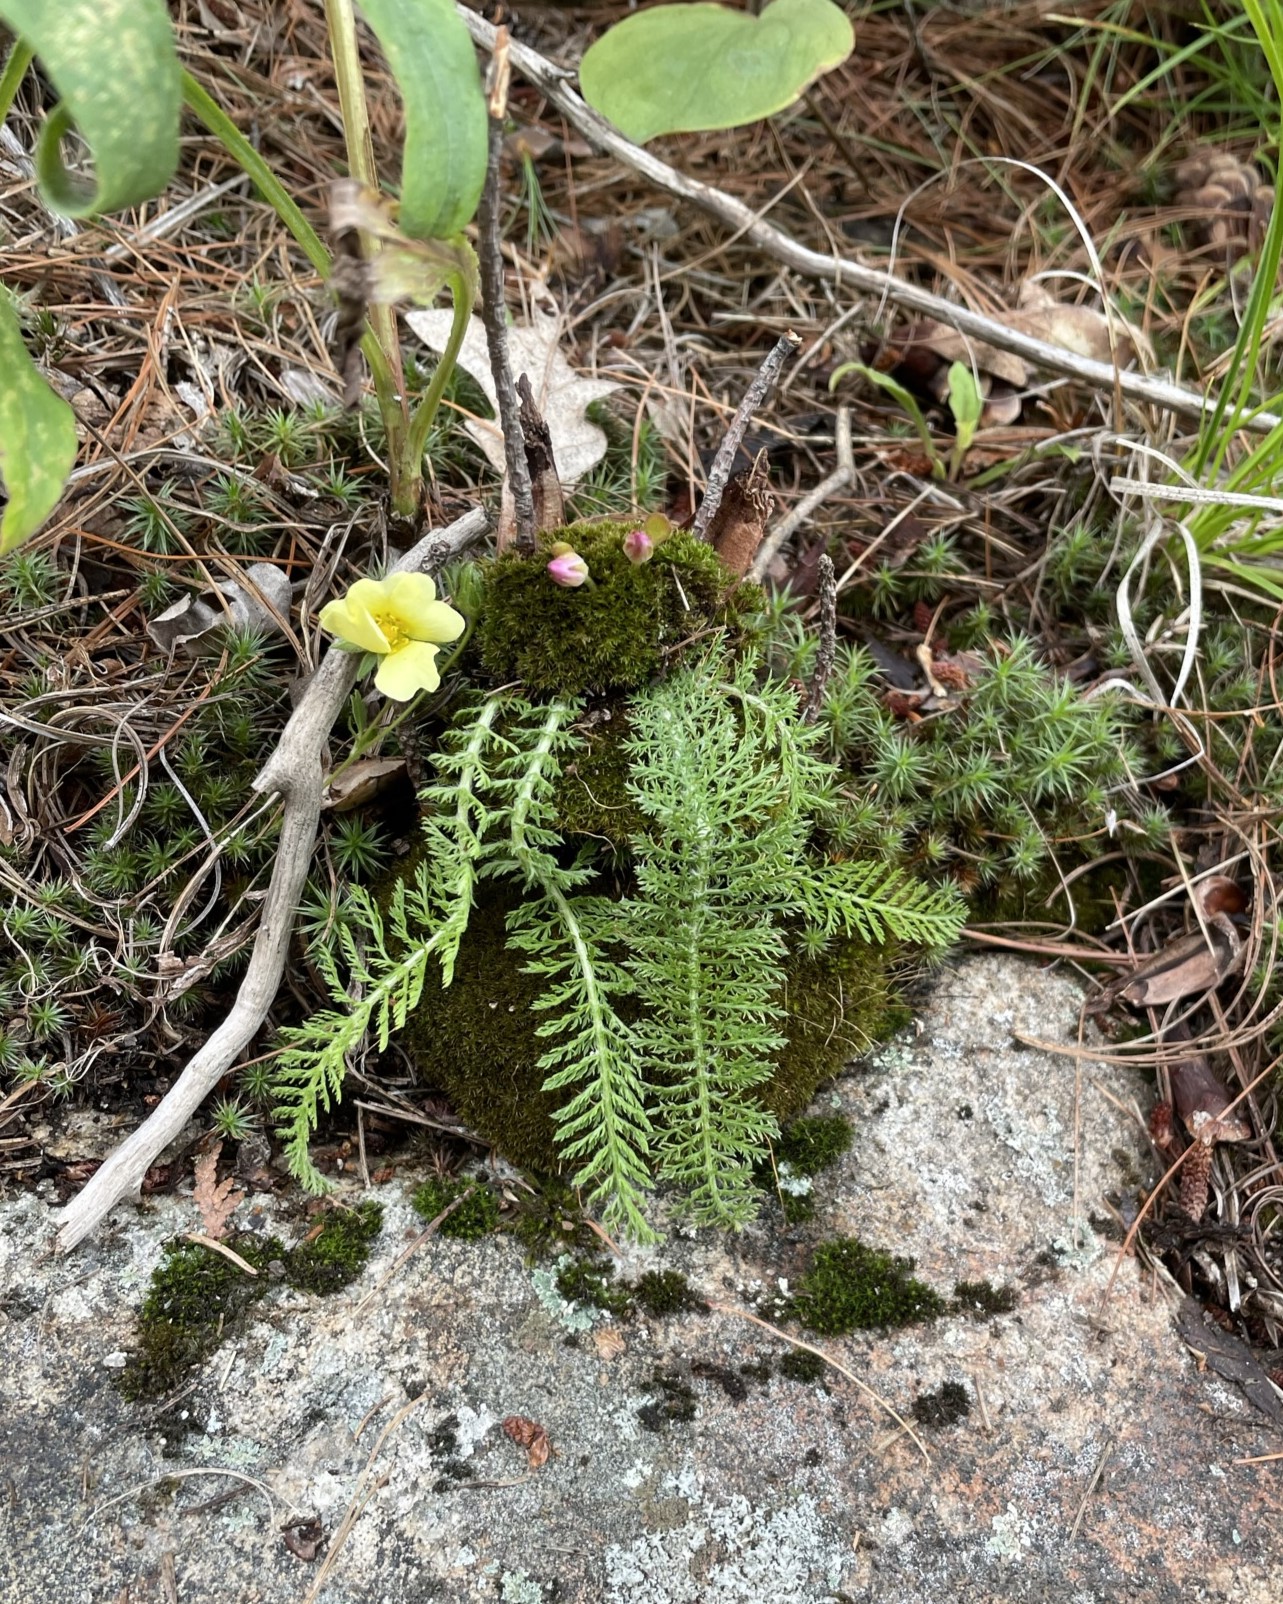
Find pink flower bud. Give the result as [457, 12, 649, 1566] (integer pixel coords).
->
[622, 527, 654, 566]
[547, 550, 590, 588]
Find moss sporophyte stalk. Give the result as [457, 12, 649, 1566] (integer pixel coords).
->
[272, 521, 965, 1238]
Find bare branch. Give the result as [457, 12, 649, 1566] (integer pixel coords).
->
[478, 28, 535, 553]
[457, 6, 1278, 434]
[55, 508, 489, 1253]
[803, 555, 838, 725]
[692, 332, 799, 541]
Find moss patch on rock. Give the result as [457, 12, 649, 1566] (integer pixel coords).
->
[120, 1202, 384, 1403]
[118, 1235, 283, 1402]
[286, 1201, 383, 1293]
[791, 1236, 945, 1335]
[412, 1177, 501, 1239]
[477, 520, 750, 696]
[776, 1115, 853, 1175]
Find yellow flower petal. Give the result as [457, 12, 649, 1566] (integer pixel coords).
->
[318, 594, 389, 654]
[374, 640, 441, 701]
[382, 571, 466, 644]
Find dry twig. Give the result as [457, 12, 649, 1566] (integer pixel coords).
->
[691, 331, 799, 540]
[802, 555, 837, 725]
[478, 28, 535, 552]
[749, 407, 854, 582]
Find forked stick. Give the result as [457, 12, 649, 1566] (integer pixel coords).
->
[457, 6, 1278, 434]
[55, 509, 489, 1252]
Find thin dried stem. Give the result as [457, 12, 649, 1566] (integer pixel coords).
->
[803, 555, 837, 725]
[692, 331, 798, 541]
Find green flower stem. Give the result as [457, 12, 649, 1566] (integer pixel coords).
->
[0, 38, 34, 127]
[180, 68, 397, 411]
[322, 0, 407, 470]
[398, 261, 476, 517]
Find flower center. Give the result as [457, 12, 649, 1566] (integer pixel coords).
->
[372, 610, 408, 652]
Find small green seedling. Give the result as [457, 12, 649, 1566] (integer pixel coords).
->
[831, 358, 985, 482]
[944, 361, 983, 479]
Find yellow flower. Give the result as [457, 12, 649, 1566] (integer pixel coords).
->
[318, 572, 465, 701]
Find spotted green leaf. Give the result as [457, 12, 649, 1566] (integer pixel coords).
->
[0, 299, 77, 555]
[579, 0, 854, 144]
[0, 0, 179, 216]
[357, 0, 487, 240]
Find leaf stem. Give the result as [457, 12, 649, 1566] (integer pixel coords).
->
[181, 67, 397, 454]
[400, 261, 476, 510]
[322, 0, 407, 465]
[0, 39, 34, 127]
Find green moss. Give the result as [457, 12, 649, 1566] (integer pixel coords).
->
[776, 1115, 853, 1176]
[411, 1177, 501, 1239]
[912, 1379, 971, 1427]
[551, 705, 646, 846]
[555, 1257, 633, 1316]
[285, 1200, 383, 1293]
[405, 884, 901, 1182]
[792, 1237, 945, 1335]
[952, 1279, 1018, 1317]
[504, 1175, 601, 1261]
[632, 1269, 707, 1318]
[477, 520, 750, 696]
[779, 1348, 827, 1384]
[764, 937, 903, 1123]
[118, 1235, 283, 1402]
[400, 884, 567, 1173]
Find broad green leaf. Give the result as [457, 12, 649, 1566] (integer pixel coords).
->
[579, 0, 854, 143]
[0, 298, 77, 555]
[357, 0, 487, 239]
[0, 0, 179, 215]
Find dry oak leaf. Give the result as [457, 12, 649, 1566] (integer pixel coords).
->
[192, 1142, 244, 1241]
[406, 301, 618, 488]
[909, 282, 1148, 390]
[501, 1414, 551, 1469]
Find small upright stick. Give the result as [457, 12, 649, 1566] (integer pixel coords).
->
[803, 554, 837, 725]
[692, 331, 800, 541]
[477, 28, 536, 553]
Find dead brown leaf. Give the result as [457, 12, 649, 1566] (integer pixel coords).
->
[501, 1414, 551, 1469]
[593, 1326, 626, 1361]
[1116, 915, 1243, 1009]
[193, 1142, 244, 1241]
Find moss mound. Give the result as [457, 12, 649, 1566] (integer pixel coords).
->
[792, 1237, 945, 1334]
[477, 520, 749, 696]
[403, 878, 903, 1177]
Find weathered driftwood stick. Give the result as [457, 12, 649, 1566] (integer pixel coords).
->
[55, 508, 489, 1253]
[749, 405, 854, 583]
[478, 29, 535, 553]
[458, 6, 1278, 434]
[692, 332, 799, 541]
